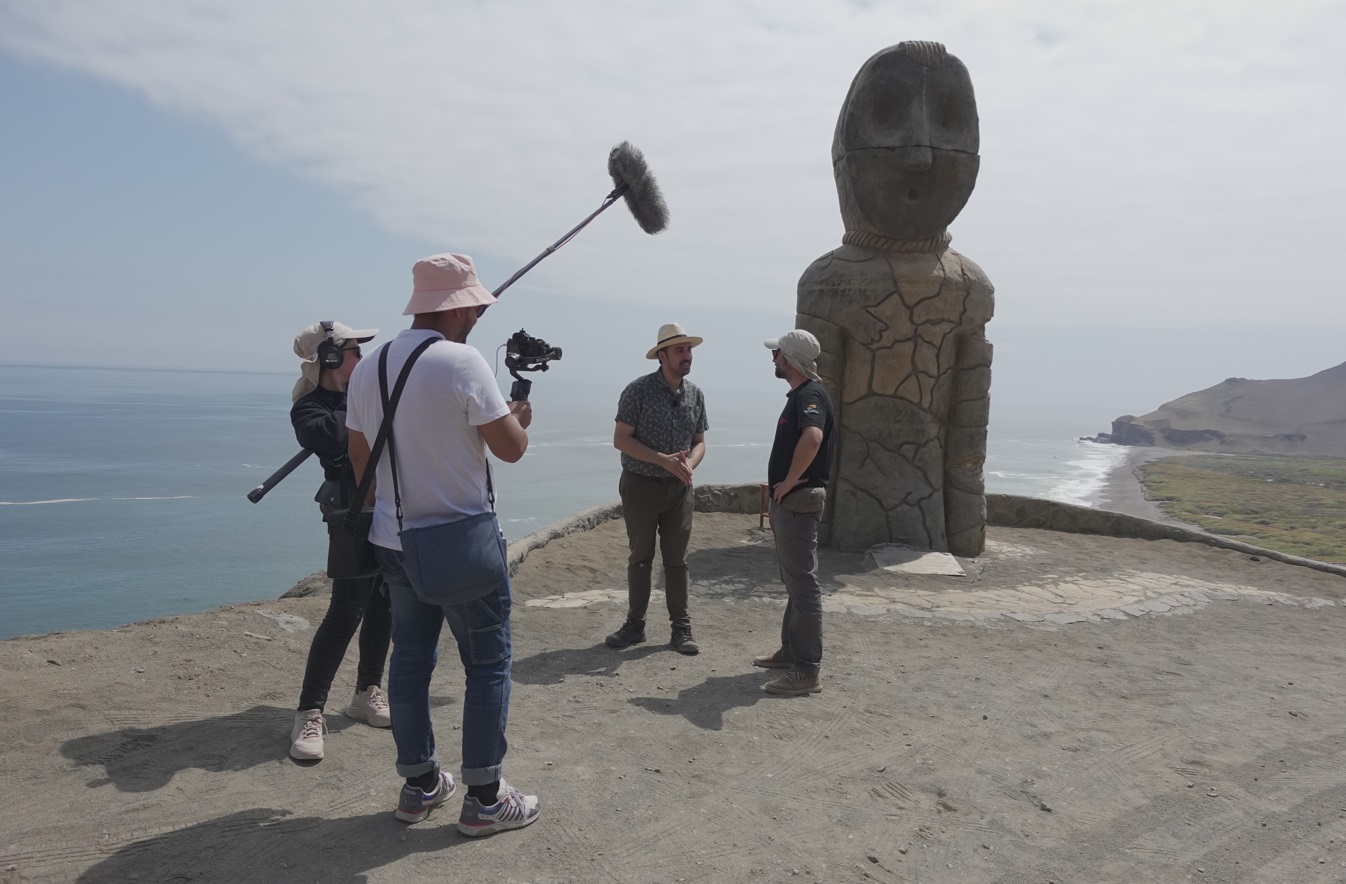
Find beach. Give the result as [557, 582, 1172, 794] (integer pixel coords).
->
[1093, 445, 1195, 526]
[5, 511, 1346, 882]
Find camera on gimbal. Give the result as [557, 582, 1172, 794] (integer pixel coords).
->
[505, 329, 562, 401]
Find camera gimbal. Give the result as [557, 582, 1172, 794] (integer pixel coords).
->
[504, 329, 562, 402]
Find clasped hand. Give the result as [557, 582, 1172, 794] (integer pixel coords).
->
[662, 449, 693, 486]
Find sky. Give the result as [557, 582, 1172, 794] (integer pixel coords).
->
[2, 0, 1343, 425]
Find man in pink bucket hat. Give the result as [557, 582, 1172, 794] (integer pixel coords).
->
[345, 252, 541, 837]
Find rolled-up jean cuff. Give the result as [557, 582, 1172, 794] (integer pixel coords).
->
[395, 756, 441, 779]
[460, 763, 505, 787]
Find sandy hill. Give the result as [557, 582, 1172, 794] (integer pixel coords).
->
[1098, 360, 1346, 455]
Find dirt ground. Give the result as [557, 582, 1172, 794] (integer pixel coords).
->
[5, 512, 1346, 883]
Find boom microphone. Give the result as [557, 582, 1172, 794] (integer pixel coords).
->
[488, 141, 669, 303]
[607, 141, 669, 235]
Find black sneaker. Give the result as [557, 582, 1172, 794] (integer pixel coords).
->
[671, 625, 700, 656]
[606, 619, 646, 648]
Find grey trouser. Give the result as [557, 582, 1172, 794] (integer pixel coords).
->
[619, 469, 693, 626]
[770, 499, 823, 675]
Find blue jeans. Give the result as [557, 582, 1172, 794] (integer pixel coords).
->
[374, 544, 512, 786]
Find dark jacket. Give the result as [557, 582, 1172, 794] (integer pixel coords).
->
[290, 387, 357, 503]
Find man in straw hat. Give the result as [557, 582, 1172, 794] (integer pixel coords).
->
[753, 329, 836, 696]
[345, 252, 540, 837]
[606, 322, 709, 656]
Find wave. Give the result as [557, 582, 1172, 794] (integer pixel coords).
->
[985, 439, 1129, 508]
[0, 496, 194, 506]
[1042, 445, 1129, 507]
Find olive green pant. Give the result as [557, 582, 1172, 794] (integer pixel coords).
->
[619, 469, 693, 627]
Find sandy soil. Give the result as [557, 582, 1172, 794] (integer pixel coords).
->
[5, 512, 1346, 883]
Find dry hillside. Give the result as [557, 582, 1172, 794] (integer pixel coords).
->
[1097, 360, 1346, 455]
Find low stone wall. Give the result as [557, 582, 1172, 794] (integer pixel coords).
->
[504, 482, 762, 574]
[508, 486, 1346, 580]
[506, 500, 621, 575]
[287, 486, 1346, 597]
[985, 493, 1346, 578]
[692, 481, 766, 515]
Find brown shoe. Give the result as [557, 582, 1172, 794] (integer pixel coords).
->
[763, 670, 822, 696]
[752, 648, 792, 669]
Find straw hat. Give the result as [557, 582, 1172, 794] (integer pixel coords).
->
[646, 322, 703, 360]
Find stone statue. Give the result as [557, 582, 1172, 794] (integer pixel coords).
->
[797, 41, 994, 556]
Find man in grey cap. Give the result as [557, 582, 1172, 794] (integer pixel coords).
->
[606, 322, 709, 656]
[754, 329, 835, 695]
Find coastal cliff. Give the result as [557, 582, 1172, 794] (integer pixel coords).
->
[1092, 360, 1346, 455]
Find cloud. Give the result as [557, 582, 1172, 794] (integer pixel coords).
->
[1, 0, 1343, 328]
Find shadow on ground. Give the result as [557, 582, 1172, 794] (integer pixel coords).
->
[512, 641, 664, 685]
[60, 705, 347, 791]
[75, 808, 467, 883]
[686, 535, 867, 596]
[628, 671, 771, 730]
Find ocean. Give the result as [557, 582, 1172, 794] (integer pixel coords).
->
[0, 364, 1127, 640]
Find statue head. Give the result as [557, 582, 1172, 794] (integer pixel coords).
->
[833, 41, 980, 242]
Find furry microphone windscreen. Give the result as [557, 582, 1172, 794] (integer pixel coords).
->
[608, 141, 670, 234]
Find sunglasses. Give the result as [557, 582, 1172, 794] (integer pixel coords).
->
[342, 346, 362, 358]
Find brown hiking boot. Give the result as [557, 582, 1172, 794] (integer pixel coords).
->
[763, 670, 822, 696]
[752, 648, 792, 669]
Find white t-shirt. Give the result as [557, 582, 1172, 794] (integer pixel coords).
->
[346, 328, 511, 550]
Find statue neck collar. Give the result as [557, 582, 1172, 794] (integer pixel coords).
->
[842, 230, 951, 254]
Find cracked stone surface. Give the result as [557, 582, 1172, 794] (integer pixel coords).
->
[519, 514, 1342, 629]
[796, 41, 994, 557]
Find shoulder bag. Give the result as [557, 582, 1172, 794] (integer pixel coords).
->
[379, 349, 508, 607]
[323, 338, 435, 579]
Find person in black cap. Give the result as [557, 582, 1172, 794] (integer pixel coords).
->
[754, 329, 835, 695]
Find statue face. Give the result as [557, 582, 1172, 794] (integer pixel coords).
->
[833, 44, 980, 241]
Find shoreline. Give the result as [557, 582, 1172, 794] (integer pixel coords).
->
[1090, 445, 1197, 527]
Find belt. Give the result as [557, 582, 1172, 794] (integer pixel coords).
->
[623, 469, 682, 484]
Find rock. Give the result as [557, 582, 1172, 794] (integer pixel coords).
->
[282, 571, 331, 599]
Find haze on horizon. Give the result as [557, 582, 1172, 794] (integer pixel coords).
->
[2, 0, 1342, 429]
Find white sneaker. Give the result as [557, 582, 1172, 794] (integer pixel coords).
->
[348, 685, 392, 728]
[456, 780, 541, 837]
[290, 709, 326, 760]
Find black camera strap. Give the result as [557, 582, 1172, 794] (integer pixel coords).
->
[379, 337, 495, 536]
[342, 337, 435, 531]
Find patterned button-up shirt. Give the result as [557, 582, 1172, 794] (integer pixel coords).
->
[614, 371, 709, 479]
